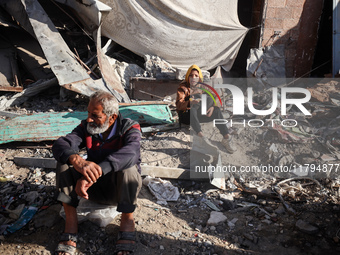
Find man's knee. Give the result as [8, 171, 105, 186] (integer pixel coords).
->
[119, 165, 142, 186]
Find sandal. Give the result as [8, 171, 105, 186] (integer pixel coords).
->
[55, 233, 78, 255]
[114, 231, 136, 255]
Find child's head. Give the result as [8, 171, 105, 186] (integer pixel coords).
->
[185, 64, 203, 86]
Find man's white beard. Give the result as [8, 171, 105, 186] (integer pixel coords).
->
[87, 117, 110, 135]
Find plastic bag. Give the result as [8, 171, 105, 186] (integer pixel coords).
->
[60, 198, 120, 228]
[6, 206, 38, 234]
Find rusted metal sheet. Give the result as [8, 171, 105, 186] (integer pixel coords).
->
[95, 27, 130, 102]
[22, 0, 89, 85]
[20, 0, 129, 100]
[129, 77, 179, 101]
[0, 103, 174, 144]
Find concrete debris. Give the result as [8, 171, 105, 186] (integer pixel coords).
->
[296, 219, 319, 235]
[107, 58, 145, 90]
[144, 55, 177, 80]
[206, 211, 228, 226]
[0, 10, 339, 253]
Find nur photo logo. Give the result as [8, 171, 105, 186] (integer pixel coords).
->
[200, 83, 312, 128]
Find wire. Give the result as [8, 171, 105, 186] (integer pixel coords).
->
[49, 0, 94, 41]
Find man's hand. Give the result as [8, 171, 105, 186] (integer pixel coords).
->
[75, 177, 93, 199]
[206, 106, 214, 117]
[68, 154, 102, 183]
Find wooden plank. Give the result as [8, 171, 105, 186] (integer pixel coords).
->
[0, 104, 174, 144]
[0, 86, 23, 92]
[12, 157, 192, 180]
[140, 165, 191, 179]
[14, 157, 57, 169]
[130, 77, 179, 101]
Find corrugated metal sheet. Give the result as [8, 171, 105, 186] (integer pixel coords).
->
[0, 104, 174, 144]
[19, 0, 129, 101]
[334, 0, 340, 76]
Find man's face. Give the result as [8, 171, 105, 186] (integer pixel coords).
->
[86, 100, 112, 135]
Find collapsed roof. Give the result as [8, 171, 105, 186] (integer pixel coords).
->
[0, 0, 248, 101]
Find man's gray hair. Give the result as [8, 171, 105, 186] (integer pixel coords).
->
[89, 91, 119, 116]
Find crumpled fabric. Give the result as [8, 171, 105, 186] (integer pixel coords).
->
[143, 176, 180, 205]
[58, 0, 248, 71]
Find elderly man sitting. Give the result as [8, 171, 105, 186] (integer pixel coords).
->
[52, 91, 142, 255]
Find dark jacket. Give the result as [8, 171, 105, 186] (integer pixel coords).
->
[52, 114, 141, 175]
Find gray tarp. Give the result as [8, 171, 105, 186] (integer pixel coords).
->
[57, 0, 248, 71]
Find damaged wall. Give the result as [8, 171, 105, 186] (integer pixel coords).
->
[261, 0, 324, 77]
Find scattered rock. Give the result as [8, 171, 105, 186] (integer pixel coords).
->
[33, 204, 61, 228]
[206, 211, 227, 226]
[295, 219, 319, 234]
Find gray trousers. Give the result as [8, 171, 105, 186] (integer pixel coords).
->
[55, 163, 142, 213]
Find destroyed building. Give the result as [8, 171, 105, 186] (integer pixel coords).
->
[1, 1, 340, 255]
[0, 0, 339, 101]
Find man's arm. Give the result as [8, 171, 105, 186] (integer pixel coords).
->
[52, 123, 85, 164]
[52, 122, 102, 183]
[99, 128, 141, 175]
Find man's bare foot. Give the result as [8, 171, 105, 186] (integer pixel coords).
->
[116, 213, 136, 255]
[55, 204, 78, 255]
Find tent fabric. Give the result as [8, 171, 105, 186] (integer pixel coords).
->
[55, 0, 248, 71]
[100, 0, 248, 71]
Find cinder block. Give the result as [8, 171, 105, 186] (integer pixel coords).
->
[283, 18, 300, 30]
[268, 0, 287, 8]
[264, 18, 284, 29]
[293, 7, 304, 19]
[262, 28, 274, 43]
[286, 0, 305, 7]
[266, 7, 276, 18]
[274, 7, 293, 19]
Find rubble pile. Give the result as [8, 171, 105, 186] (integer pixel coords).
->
[1, 155, 340, 254]
[0, 86, 340, 254]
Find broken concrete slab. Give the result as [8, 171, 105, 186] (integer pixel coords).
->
[13, 157, 192, 180]
[14, 157, 57, 169]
